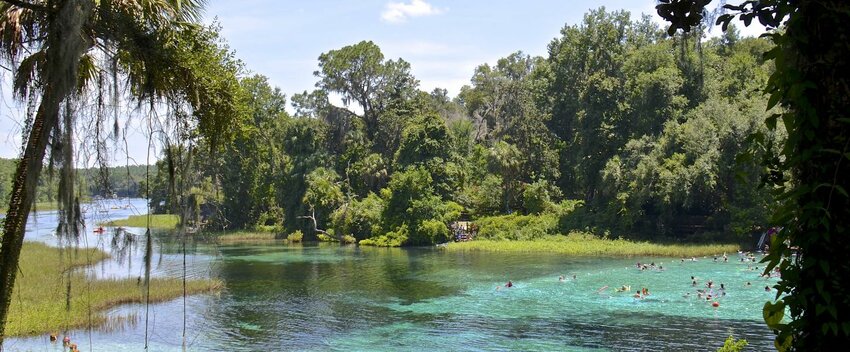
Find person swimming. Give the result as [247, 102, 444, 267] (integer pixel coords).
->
[506, 281, 513, 288]
[559, 275, 565, 282]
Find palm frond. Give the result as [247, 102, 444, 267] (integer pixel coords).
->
[12, 48, 44, 99]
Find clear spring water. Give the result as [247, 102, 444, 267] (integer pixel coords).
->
[6, 203, 778, 351]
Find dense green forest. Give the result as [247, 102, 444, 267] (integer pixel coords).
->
[0, 158, 153, 207]
[146, 8, 782, 245]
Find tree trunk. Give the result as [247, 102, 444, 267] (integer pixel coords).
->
[0, 1, 92, 346]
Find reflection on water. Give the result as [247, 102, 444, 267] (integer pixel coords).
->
[6, 205, 777, 351]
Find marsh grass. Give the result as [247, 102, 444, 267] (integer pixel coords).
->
[446, 232, 740, 257]
[8, 242, 221, 337]
[102, 214, 179, 229]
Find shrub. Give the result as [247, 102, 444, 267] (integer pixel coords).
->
[360, 224, 409, 247]
[523, 179, 562, 214]
[417, 219, 450, 244]
[316, 233, 337, 242]
[331, 192, 384, 240]
[475, 213, 559, 240]
[287, 230, 304, 243]
[341, 235, 357, 244]
[717, 336, 748, 352]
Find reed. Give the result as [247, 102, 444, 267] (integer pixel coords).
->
[102, 214, 179, 229]
[7, 242, 221, 337]
[445, 232, 740, 257]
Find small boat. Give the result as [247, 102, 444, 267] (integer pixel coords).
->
[93, 227, 106, 234]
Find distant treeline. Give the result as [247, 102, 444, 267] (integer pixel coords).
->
[0, 158, 155, 205]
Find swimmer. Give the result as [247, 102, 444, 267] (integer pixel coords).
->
[572, 274, 577, 280]
[633, 290, 642, 299]
[746, 282, 752, 287]
[559, 275, 565, 282]
[765, 285, 771, 292]
[506, 281, 513, 288]
[597, 285, 609, 294]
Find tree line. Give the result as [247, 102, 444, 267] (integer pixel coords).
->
[0, 158, 154, 207]
[148, 8, 781, 246]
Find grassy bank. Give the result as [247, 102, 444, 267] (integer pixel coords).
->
[102, 214, 179, 229]
[445, 232, 740, 257]
[8, 242, 221, 337]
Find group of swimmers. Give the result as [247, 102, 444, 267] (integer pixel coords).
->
[495, 251, 775, 309]
[635, 262, 664, 271]
[49, 333, 79, 352]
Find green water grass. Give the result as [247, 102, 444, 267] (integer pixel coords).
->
[213, 230, 278, 242]
[7, 242, 221, 337]
[102, 214, 179, 229]
[446, 232, 740, 257]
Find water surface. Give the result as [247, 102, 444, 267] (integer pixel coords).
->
[6, 204, 777, 351]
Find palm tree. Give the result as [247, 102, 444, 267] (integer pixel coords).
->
[0, 0, 240, 345]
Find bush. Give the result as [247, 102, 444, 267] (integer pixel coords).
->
[331, 192, 384, 240]
[287, 230, 304, 243]
[316, 233, 337, 242]
[523, 179, 562, 214]
[716, 336, 748, 352]
[417, 219, 450, 244]
[475, 213, 559, 240]
[360, 224, 409, 247]
[341, 235, 357, 244]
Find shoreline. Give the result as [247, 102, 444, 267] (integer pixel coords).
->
[9, 242, 221, 337]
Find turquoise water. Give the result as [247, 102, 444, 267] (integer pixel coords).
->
[8, 236, 778, 351]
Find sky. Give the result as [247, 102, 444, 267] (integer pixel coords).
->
[0, 0, 765, 165]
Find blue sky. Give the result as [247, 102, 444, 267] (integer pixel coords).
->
[0, 0, 764, 164]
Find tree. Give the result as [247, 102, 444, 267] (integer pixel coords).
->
[217, 75, 288, 229]
[658, 1, 850, 350]
[545, 8, 633, 201]
[302, 167, 343, 235]
[314, 40, 419, 142]
[0, 1, 242, 344]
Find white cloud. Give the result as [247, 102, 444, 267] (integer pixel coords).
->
[381, 0, 444, 24]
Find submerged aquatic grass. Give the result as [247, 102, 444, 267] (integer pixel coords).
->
[102, 214, 179, 229]
[8, 242, 221, 337]
[446, 232, 740, 257]
[212, 230, 279, 242]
